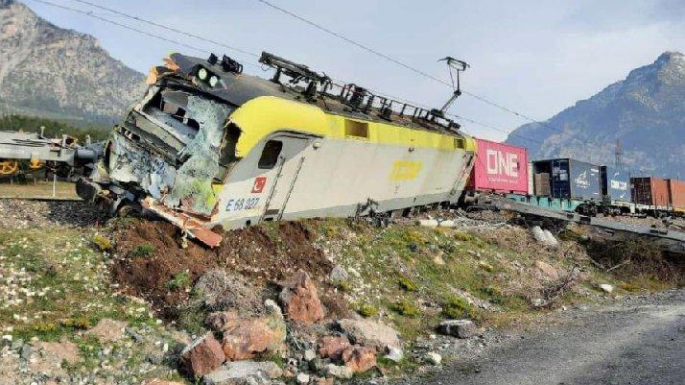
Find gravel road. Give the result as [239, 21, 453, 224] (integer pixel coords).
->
[400, 289, 685, 385]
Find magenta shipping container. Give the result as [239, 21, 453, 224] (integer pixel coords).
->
[469, 138, 529, 194]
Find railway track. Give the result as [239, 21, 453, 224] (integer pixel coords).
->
[492, 197, 685, 256]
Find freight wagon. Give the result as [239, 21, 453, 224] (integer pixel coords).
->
[532, 158, 602, 201]
[467, 139, 528, 195]
[667, 179, 685, 213]
[600, 166, 634, 214]
[631, 177, 671, 216]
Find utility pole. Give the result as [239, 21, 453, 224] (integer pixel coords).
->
[615, 139, 623, 169]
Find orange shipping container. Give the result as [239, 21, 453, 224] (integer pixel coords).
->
[667, 179, 685, 210]
[631, 177, 670, 207]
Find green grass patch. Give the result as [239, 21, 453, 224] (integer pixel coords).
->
[391, 299, 420, 317]
[166, 271, 191, 290]
[130, 243, 156, 258]
[442, 295, 475, 319]
[398, 276, 417, 292]
[356, 302, 379, 318]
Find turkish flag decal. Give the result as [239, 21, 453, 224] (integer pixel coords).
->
[251, 176, 267, 193]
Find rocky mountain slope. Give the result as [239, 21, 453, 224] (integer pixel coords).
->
[507, 51, 685, 179]
[0, 0, 145, 124]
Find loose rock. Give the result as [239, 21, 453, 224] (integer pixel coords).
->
[438, 319, 478, 339]
[532, 226, 558, 247]
[317, 336, 352, 360]
[203, 361, 283, 385]
[329, 265, 349, 284]
[384, 347, 404, 363]
[325, 364, 353, 379]
[425, 352, 442, 366]
[296, 373, 310, 384]
[180, 333, 226, 378]
[599, 284, 615, 293]
[304, 349, 317, 362]
[216, 303, 286, 361]
[337, 319, 402, 352]
[279, 270, 326, 325]
[342, 346, 377, 373]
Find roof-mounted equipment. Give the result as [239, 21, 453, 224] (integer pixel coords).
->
[259, 51, 331, 100]
[431, 56, 469, 119]
[221, 55, 243, 74]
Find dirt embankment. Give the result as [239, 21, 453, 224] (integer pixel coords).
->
[111, 219, 347, 321]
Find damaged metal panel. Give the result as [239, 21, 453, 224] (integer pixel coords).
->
[163, 96, 230, 216]
[108, 132, 177, 200]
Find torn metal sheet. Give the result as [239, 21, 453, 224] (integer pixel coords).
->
[142, 197, 222, 247]
[108, 132, 177, 200]
[163, 96, 229, 216]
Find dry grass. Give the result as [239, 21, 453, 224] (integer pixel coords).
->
[0, 180, 79, 199]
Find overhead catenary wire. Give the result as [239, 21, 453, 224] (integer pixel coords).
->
[26, 0, 264, 70]
[28, 0, 207, 54]
[252, 0, 587, 142]
[27, 0, 546, 145]
[70, 0, 259, 59]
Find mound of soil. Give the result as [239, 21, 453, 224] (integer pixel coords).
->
[111, 219, 348, 320]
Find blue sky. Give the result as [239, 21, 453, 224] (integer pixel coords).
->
[23, 0, 685, 141]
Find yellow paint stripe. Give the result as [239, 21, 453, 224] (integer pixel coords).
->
[229, 96, 476, 158]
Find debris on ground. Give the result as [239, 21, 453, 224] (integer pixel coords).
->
[2, 201, 685, 384]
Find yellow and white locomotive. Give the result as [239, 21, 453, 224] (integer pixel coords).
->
[78, 52, 476, 246]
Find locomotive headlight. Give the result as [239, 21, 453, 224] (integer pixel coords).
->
[197, 67, 208, 81]
[209, 75, 219, 87]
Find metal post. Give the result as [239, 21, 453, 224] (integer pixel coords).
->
[52, 174, 56, 198]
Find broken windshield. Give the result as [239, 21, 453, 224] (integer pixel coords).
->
[110, 86, 237, 217]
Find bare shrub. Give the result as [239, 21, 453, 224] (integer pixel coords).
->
[193, 269, 265, 314]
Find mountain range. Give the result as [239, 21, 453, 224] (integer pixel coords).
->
[507, 51, 685, 179]
[0, 0, 144, 124]
[1, 1, 684, 179]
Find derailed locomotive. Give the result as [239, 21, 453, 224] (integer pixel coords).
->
[77, 52, 476, 246]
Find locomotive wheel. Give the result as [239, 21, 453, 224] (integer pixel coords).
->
[0, 159, 19, 176]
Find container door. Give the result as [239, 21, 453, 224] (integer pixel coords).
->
[258, 135, 310, 222]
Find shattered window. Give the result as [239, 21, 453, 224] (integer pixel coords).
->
[142, 90, 202, 142]
[163, 96, 231, 216]
[258, 140, 283, 169]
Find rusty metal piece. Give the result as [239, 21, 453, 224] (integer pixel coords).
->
[141, 197, 222, 247]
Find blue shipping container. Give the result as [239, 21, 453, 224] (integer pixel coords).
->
[548, 158, 602, 201]
[601, 166, 631, 202]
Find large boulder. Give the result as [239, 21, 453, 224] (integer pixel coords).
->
[203, 360, 283, 385]
[279, 270, 326, 325]
[180, 333, 226, 378]
[337, 319, 401, 352]
[213, 300, 286, 361]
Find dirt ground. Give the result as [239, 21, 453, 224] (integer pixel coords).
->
[111, 219, 349, 321]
